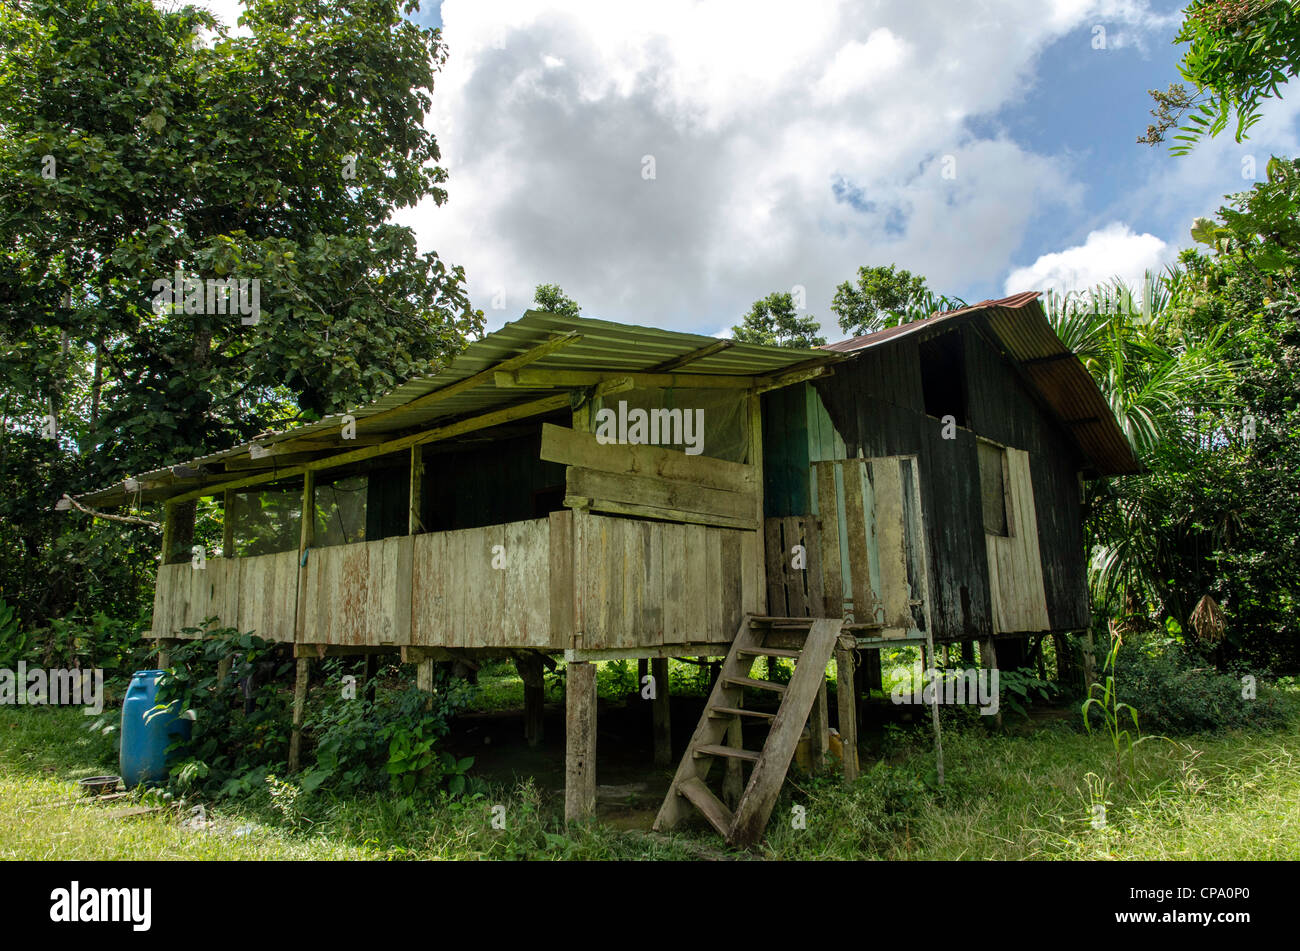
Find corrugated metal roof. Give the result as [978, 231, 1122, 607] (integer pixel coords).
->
[79, 311, 836, 507]
[820, 292, 1141, 476]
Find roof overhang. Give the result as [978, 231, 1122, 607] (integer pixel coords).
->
[77, 311, 843, 509]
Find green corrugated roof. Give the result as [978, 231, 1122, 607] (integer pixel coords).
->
[77, 311, 835, 508]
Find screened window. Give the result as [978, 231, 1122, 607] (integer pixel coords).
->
[978, 440, 1010, 536]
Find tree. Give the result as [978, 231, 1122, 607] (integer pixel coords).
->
[831, 265, 964, 336]
[1140, 0, 1300, 154]
[0, 0, 480, 627]
[732, 292, 825, 348]
[532, 284, 581, 320]
[0, 0, 481, 483]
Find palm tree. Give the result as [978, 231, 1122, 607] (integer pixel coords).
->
[1041, 270, 1240, 615]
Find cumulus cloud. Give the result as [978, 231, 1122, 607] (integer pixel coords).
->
[185, 0, 1211, 338]
[1003, 223, 1172, 296]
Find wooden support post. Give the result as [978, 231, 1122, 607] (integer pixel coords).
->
[289, 657, 309, 772]
[515, 652, 546, 748]
[216, 655, 233, 689]
[362, 653, 378, 704]
[294, 471, 315, 645]
[408, 445, 424, 535]
[417, 656, 435, 698]
[981, 636, 1003, 730]
[221, 489, 235, 559]
[961, 639, 975, 667]
[808, 677, 830, 770]
[565, 661, 597, 823]
[637, 657, 648, 706]
[722, 709, 744, 809]
[835, 643, 859, 782]
[651, 657, 671, 767]
[160, 500, 176, 566]
[926, 629, 944, 787]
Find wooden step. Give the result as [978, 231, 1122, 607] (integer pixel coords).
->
[694, 744, 760, 763]
[737, 647, 802, 659]
[676, 777, 733, 838]
[723, 675, 786, 693]
[708, 706, 775, 720]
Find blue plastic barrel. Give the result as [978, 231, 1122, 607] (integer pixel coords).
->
[120, 669, 192, 788]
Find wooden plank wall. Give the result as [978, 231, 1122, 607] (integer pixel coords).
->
[962, 328, 1090, 630]
[984, 448, 1051, 633]
[808, 457, 925, 635]
[411, 517, 554, 648]
[572, 511, 763, 649]
[762, 516, 824, 617]
[812, 337, 996, 640]
[151, 552, 296, 641]
[541, 423, 759, 530]
[302, 536, 413, 646]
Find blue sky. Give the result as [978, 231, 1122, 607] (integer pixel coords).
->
[203, 0, 1300, 337]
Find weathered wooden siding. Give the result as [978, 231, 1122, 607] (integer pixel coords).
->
[810, 338, 994, 641]
[984, 448, 1051, 633]
[152, 552, 297, 641]
[301, 536, 413, 646]
[411, 517, 555, 648]
[962, 328, 1090, 631]
[571, 511, 763, 649]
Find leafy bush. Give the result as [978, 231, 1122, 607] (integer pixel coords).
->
[1108, 637, 1287, 735]
[301, 660, 474, 797]
[154, 623, 294, 798]
[21, 610, 146, 672]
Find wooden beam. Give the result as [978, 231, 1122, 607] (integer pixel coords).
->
[408, 445, 424, 535]
[289, 657, 309, 772]
[166, 388, 596, 505]
[160, 500, 176, 566]
[294, 470, 315, 644]
[541, 423, 755, 494]
[752, 363, 834, 395]
[647, 339, 734, 372]
[835, 641, 859, 782]
[651, 657, 671, 767]
[222, 452, 325, 471]
[565, 661, 598, 823]
[221, 490, 235, 559]
[809, 678, 830, 770]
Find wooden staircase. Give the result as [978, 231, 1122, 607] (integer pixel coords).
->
[652, 614, 845, 847]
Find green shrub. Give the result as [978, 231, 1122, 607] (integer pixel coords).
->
[1109, 637, 1287, 735]
[302, 660, 473, 797]
[154, 623, 294, 798]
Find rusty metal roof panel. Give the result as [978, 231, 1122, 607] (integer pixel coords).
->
[821, 292, 1140, 477]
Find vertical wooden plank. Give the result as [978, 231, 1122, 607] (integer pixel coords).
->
[651, 656, 671, 766]
[803, 516, 825, 618]
[741, 527, 763, 616]
[719, 527, 742, 639]
[841, 463, 872, 623]
[871, 458, 910, 630]
[706, 526, 725, 641]
[549, 510, 575, 650]
[836, 644, 859, 782]
[565, 661, 598, 823]
[660, 521, 683, 644]
[683, 523, 708, 641]
[815, 462, 843, 618]
[764, 520, 786, 617]
[295, 471, 315, 643]
[409, 445, 424, 535]
[763, 519, 785, 616]
[645, 521, 664, 645]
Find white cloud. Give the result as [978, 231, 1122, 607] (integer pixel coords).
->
[1004, 223, 1171, 296]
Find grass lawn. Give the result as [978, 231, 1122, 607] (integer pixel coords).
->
[2, 674, 1296, 861]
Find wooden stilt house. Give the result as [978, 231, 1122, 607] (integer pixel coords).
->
[77, 292, 1138, 845]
